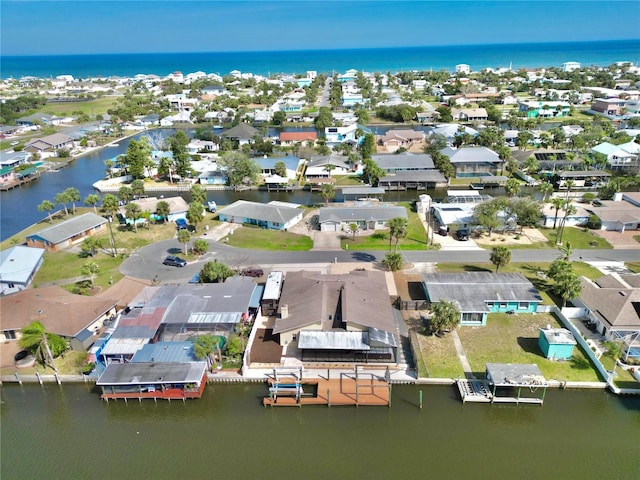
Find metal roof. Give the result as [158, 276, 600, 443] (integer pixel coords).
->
[27, 212, 107, 245]
[263, 271, 284, 300]
[378, 170, 446, 183]
[298, 331, 370, 350]
[188, 312, 243, 324]
[97, 362, 207, 386]
[0, 246, 44, 284]
[100, 337, 150, 356]
[485, 363, 547, 387]
[540, 328, 576, 345]
[131, 342, 197, 363]
[341, 187, 385, 195]
[249, 284, 264, 308]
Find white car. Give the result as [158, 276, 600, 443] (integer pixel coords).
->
[10, 141, 19, 146]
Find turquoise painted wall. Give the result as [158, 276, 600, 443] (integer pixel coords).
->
[488, 301, 538, 313]
[538, 332, 575, 360]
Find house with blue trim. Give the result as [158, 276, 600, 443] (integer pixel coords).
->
[422, 272, 542, 326]
[256, 155, 303, 180]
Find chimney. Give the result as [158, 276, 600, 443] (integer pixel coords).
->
[280, 304, 289, 319]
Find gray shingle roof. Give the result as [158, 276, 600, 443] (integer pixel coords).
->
[318, 206, 407, 224]
[218, 200, 301, 224]
[441, 146, 500, 164]
[422, 272, 542, 312]
[371, 152, 434, 170]
[27, 213, 107, 244]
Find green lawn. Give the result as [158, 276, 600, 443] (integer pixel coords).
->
[538, 226, 612, 249]
[34, 250, 124, 292]
[332, 175, 363, 186]
[436, 262, 603, 306]
[458, 313, 602, 382]
[340, 202, 434, 251]
[38, 96, 120, 117]
[416, 331, 465, 378]
[223, 226, 313, 251]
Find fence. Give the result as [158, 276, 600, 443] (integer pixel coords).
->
[397, 299, 429, 311]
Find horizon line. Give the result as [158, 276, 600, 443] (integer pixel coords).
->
[4, 38, 639, 58]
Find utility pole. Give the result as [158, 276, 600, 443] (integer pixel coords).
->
[107, 216, 118, 257]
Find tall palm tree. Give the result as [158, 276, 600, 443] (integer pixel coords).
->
[551, 197, 565, 229]
[388, 217, 408, 253]
[18, 321, 65, 373]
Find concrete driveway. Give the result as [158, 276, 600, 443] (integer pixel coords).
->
[593, 229, 640, 249]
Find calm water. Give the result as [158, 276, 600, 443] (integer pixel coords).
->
[0, 127, 456, 241]
[1, 384, 639, 479]
[3, 40, 640, 78]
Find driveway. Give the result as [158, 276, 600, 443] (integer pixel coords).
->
[593, 229, 640, 249]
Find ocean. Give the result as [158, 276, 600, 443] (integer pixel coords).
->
[2, 39, 639, 79]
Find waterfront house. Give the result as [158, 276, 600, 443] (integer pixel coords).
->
[324, 124, 359, 146]
[538, 328, 576, 360]
[217, 200, 303, 231]
[305, 154, 352, 180]
[0, 286, 117, 349]
[256, 155, 303, 180]
[551, 170, 611, 190]
[272, 270, 398, 364]
[278, 131, 317, 147]
[222, 123, 260, 146]
[318, 205, 408, 232]
[26, 212, 108, 252]
[0, 246, 45, 295]
[24, 133, 74, 156]
[440, 146, 502, 177]
[518, 100, 570, 118]
[198, 170, 228, 185]
[591, 141, 640, 172]
[422, 272, 542, 326]
[371, 152, 435, 174]
[378, 130, 425, 152]
[431, 124, 478, 142]
[261, 271, 284, 316]
[124, 196, 189, 223]
[451, 108, 488, 122]
[187, 139, 218, 155]
[15, 113, 59, 126]
[571, 274, 640, 362]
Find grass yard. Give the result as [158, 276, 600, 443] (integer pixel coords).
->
[538, 226, 612, 249]
[38, 96, 120, 117]
[458, 313, 602, 382]
[436, 261, 603, 306]
[416, 332, 465, 378]
[332, 175, 364, 186]
[223, 225, 313, 251]
[599, 356, 639, 389]
[0, 350, 89, 376]
[33, 250, 124, 292]
[340, 202, 433, 250]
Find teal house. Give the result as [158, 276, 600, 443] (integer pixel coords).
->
[422, 272, 542, 326]
[538, 328, 576, 360]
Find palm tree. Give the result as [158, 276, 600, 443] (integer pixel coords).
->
[504, 178, 521, 197]
[388, 217, 408, 253]
[537, 182, 554, 203]
[320, 183, 335, 206]
[557, 202, 577, 245]
[54, 191, 70, 217]
[429, 300, 461, 336]
[18, 321, 65, 373]
[64, 187, 81, 214]
[38, 199, 56, 223]
[156, 200, 170, 223]
[124, 202, 142, 232]
[557, 241, 574, 261]
[349, 223, 358, 241]
[84, 194, 101, 213]
[490, 246, 511, 272]
[178, 228, 191, 255]
[551, 197, 565, 229]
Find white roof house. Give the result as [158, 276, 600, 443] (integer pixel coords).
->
[0, 246, 45, 295]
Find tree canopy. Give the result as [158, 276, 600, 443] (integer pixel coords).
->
[199, 260, 235, 283]
[490, 246, 511, 272]
[429, 300, 460, 335]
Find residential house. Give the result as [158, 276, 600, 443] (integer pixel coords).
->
[278, 131, 317, 147]
[422, 272, 542, 326]
[222, 123, 260, 146]
[441, 146, 502, 177]
[541, 202, 591, 228]
[24, 133, 74, 155]
[305, 154, 352, 180]
[272, 270, 398, 364]
[591, 141, 640, 171]
[378, 130, 425, 152]
[217, 200, 303, 230]
[572, 274, 640, 361]
[123, 196, 189, 223]
[587, 192, 640, 232]
[431, 124, 478, 142]
[518, 101, 570, 118]
[26, 212, 108, 252]
[15, 113, 59, 126]
[0, 286, 117, 350]
[187, 139, 218, 155]
[590, 98, 626, 116]
[552, 170, 611, 190]
[324, 124, 359, 146]
[0, 246, 45, 295]
[318, 205, 407, 232]
[256, 155, 303, 180]
[451, 108, 488, 122]
[198, 170, 227, 185]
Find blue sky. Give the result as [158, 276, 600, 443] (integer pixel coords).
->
[2, 1, 639, 56]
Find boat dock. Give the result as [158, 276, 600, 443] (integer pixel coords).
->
[263, 367, 391, 407]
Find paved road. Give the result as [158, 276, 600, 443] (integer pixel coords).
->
[120, 237, 640, 283]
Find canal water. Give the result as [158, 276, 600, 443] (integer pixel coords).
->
[1, 127, 463, 241]
[1, 384, 638, 479]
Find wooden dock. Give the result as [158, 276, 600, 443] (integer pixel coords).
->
[263, 374, 391, 407]
[456, 379, 544, 405]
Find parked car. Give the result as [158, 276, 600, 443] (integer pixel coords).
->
[175, 218, 188, 230]
[163, 255, 187, 267]
[456, 229, 470, 241]
[10, 141, 19, 146]
[241, 267, 264, 277]
[437, 225, 448, 236]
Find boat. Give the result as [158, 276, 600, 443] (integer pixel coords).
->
[208, 200, 217, 212]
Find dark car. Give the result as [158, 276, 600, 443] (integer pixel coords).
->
[163, 255, 187, 267]
[456, 229, 470, 241]
[241, 267, 264, 277]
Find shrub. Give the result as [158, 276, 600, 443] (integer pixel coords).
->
[192, 238, 209, 255]
[586, 214, 602, 230]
